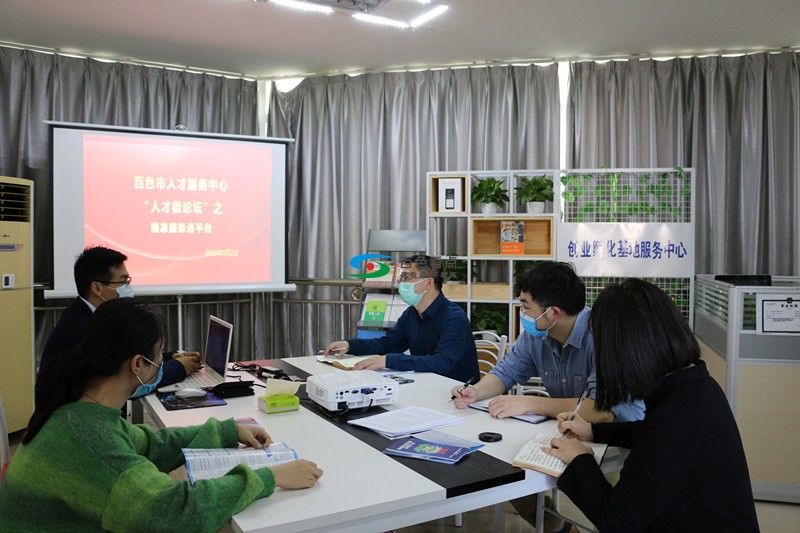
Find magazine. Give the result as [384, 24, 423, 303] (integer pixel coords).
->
[183, 442, 298, 483]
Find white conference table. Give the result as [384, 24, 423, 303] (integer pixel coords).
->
[140, 356, 625, 533]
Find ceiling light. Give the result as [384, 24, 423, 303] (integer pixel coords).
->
[409, 5, 448, 28]
[267, 0, 334, 14]
[352, 13, 409, 29]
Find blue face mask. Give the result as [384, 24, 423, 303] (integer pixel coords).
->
[520, 307, 553, 337]
[398, 279, 428, 307]
[131, 356, 163, 398]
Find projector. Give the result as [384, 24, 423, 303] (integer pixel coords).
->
[306, 370, 398, 411]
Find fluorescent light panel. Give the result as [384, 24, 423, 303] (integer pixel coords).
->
[352, 13, 409, 29]
[409, 4, 448, 28]
[264, 0, 447, 29]
[268, 0, 334, 14]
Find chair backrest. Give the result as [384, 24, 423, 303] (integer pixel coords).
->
[473, 331, 508, 376]
[0, 392, 10, 483]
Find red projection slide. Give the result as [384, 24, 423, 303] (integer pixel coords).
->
[83, 134, 271, 286]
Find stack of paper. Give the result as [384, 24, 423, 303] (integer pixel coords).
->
[347, 406, 465, 438]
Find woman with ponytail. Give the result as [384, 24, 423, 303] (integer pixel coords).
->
[0, 298, 322, 532]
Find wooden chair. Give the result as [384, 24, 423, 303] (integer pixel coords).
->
[473, 330, 508, 376]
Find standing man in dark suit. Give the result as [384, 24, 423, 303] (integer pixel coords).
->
[41, 246, 201, 387]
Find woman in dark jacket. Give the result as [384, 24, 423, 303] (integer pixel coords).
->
[546, 278, 759, 532]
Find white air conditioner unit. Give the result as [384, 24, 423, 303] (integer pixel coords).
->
[0, 176, 35, 433]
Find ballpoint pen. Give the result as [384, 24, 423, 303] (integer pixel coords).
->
[318, 347, 348, 356]
[570, 389, 589, 421]
[449, 377, 475, 401]
[563, 389, 589, 438]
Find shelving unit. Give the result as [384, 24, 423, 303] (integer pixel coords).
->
[426, 171, 559, 341]
[427, 167, 696, 343]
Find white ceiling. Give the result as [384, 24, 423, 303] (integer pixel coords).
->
[1, 0, 799, 79]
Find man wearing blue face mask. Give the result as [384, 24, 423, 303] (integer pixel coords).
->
[40, 246, 201, 390]
[450, 261, 644, 532]
[451, 261, 643, 422]
[324, 255, 479, 383]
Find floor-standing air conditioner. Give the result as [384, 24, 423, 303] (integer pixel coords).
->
[0, 176, 34, 433]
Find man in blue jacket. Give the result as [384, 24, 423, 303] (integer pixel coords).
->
[41, 246, 201, 387]
[324, 255, 479, 383]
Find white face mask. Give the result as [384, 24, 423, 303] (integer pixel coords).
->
[114, 283, 134, 298]
[100, 281, 134, 301]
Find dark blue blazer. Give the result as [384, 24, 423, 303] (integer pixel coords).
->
[40, 298, 187, 386]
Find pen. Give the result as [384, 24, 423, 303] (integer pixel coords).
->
[449, 377, 475, 401]
[570, 389, 589, 420]
[318, 347, 348, 355]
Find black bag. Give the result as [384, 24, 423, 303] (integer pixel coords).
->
[211, 380, 255, 398]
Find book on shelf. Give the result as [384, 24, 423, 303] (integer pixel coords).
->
[500, 220, 525, 255]
[361, 261, 400, 289]
[363, 299, 387, 322]
[359, 293, 409, 325]
[183, 442, 298, 483]
[512, 434, 607, 477]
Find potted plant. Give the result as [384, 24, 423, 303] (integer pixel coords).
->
[515, 175, 553, 213]
[471, 177, 509, 214]
[442, 258, 468, 284]
[471, 304, 508, 337]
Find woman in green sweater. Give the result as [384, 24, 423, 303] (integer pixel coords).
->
[0, 298, 322, 532]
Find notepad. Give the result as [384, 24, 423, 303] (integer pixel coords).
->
[315, 355, 378, 370]
[512, 434, 607, 477]
[468, 398, 548, 424]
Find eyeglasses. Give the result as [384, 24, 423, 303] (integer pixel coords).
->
[521, 305, 549, 320]
[398, 274, 430, 283]
[97, 276, 132, 286]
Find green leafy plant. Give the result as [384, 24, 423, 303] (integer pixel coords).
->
[442, 258, 468, 283]
[513, 260, 537, 280]
[515, 175, 553, 203]
[471, 177, 509, 207]
[471, 304, 508, 336]
[442, 257, 479, 283]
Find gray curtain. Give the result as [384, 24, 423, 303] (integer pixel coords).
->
[568, 52, 800, 275]
[0, 46, 261, 360]
[268, 65, 560, 355]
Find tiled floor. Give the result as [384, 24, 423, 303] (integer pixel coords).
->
[7, 429, 800, 532]
[396, 496, 800, 532]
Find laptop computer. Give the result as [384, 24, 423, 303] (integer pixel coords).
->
[157, 315, 234, 393]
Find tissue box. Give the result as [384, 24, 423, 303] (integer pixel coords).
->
[258, 394, 300, 414]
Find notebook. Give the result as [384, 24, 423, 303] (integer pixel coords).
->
[157, 315, 234, 393]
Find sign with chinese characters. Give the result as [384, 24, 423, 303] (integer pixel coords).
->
[756, 294, 800, 334]
[556, 223, 694, 277]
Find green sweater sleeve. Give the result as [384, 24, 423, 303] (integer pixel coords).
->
[102, 460, 275, 533]
[103, 417, 275, 532]
[127, 417, 239, 472]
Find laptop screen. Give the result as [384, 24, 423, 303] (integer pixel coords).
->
[204, 316, 233, 378]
